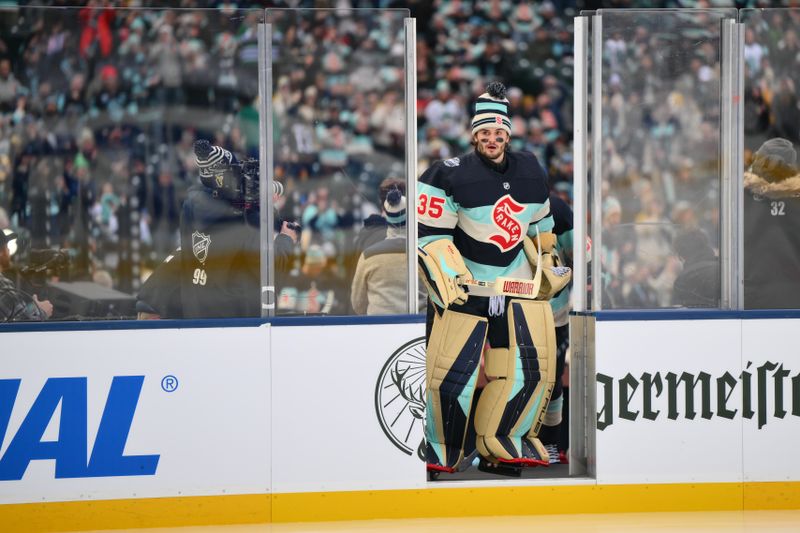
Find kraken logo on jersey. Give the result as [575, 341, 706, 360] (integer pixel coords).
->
[489, 194, 525, 252]
[443, 157, 460, 167]
[192, 231, 211, 264]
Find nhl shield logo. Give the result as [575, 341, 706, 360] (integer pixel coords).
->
[375, 337, 426, 461]
[192, 231, 211, 264]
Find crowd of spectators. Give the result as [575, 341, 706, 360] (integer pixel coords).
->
[0, 3, 266, 315]
[0, 1, 581, 318]
[596, 4, 800, 309]
[596, 9, 726, 309]
[0, 1, 794, 319]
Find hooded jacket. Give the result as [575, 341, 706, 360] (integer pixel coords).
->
[350, 227, 407, 315]
[743, 170, 800, 309]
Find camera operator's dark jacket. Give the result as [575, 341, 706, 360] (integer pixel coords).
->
[139, 186, 296, 319]
[0, 273, 47, 321]
[138, 186, 259, 319]
[743, 170, 800, 309]
[178, 186, 261, 319]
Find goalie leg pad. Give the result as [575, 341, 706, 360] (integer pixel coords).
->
[541, 324, 569, 428]
[523, 302, 558, 458]
[425, 309, 488, 471]
[474, 300, 556, 465]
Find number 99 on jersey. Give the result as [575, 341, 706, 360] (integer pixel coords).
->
[192, 268, 208, 286]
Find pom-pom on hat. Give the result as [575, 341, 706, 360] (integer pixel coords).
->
[384, 188, 407, 227]
[471, 81, 512, 136]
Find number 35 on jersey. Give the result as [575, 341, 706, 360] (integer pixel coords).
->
[418, 193, 445, 218]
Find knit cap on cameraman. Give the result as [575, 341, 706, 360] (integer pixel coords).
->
[192, 139, 298, 271]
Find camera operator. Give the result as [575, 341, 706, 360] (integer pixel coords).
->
[177, 141, 261, 318]
[272, 180, 301, 276]
[0, 230, 53, 321]
[137, 141, 299, 319]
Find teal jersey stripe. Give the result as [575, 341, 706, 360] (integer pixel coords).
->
[460, 205, 494, 226]
[546, 395, 563, 414]
[550, 287, 570, 314]
[522, 203, 550, 222]
[556, 228, 574, 257]
[475, 102, 508, 113]
[417, 181, 447, 195]
[418, 181, 456, 205]
[528, 214, 555, 235]
[462, 202, 548, 227]
[464, 249, 527, 281]
[418, 181, 459, 213]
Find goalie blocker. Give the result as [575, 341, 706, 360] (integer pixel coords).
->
[418, 239, 472, 309]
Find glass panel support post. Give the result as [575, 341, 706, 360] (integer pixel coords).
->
[259, 22, 275, 317]
[405, 17, 418, 314]
[573, 15, 589, 312]
[720, 18, 743, 310]
[735, 22, 745, 310]
[591, 14, 603, 311]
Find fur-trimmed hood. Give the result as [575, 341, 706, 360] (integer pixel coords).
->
[744, 170, 800, 199]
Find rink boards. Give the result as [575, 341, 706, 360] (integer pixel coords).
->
[0, 313, 799, 530]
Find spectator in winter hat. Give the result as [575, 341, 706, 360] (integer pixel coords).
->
[351, 187, 409, 315]
[743, 138, 800, 308]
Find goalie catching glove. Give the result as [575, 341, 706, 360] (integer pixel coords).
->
[418, 239, 472, 308]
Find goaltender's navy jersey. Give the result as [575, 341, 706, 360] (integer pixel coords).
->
[418, 150, 554, 281]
